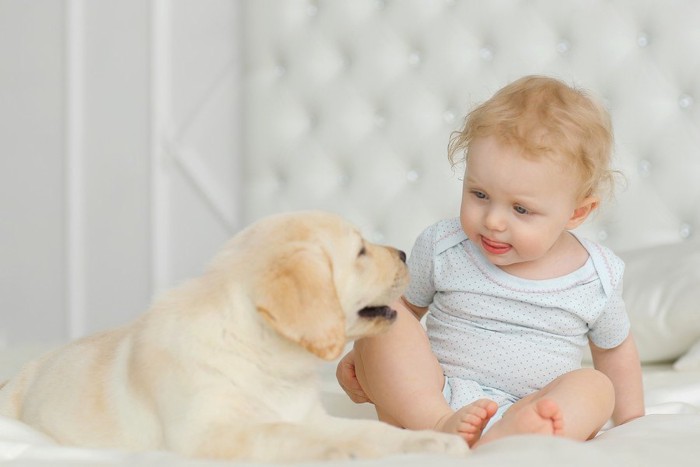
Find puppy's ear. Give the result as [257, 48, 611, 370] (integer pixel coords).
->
[254, 245, 346, 360]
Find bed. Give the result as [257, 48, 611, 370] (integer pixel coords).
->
[2, 344, 700, 466]
[3, 0, 700, 465]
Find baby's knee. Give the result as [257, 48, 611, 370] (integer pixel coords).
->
[575, 368, 615, 405]
[582, 368, 613, 388]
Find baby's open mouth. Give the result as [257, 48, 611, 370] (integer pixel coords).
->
[481, 236, 512, 255]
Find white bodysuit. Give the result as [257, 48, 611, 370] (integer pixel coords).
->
[404, 218, 630, 409]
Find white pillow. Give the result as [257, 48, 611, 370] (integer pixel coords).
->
[618, 240, 700, 363]
[674, 339, 700, 371]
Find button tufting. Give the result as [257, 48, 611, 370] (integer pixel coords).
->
[307, 112, 319, 129]
[479, 46, 494, 62]
[374, 110, 387, 128]
[275, 169, 288, 191]
[679, 94, 694, 109]
[338, 172, 351, 187]
[406, 169, 419, 183]
[556, 39, 571, 54]
[306, 0, 318, 17]
[408, 50, 422, 67]
[443, 109, 456, 124]
[680, 223, 693, 239]
[637, 159, 652, 177]
[340, 52, 353, 70]
[274, 62, 287, 77]
[597, 230, 609, 242]
[370, 230, 386, 243]
[637, 33, 649, 48]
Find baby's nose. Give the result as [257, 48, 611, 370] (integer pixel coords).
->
[484, 209, 507, 232]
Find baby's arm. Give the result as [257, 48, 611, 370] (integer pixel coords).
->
[589, 334, 645, 425]
[400, 296, 429, 321]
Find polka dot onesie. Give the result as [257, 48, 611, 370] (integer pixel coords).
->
[404, 218, 630, 409]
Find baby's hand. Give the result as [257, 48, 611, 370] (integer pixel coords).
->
[336, 350, 371, 404]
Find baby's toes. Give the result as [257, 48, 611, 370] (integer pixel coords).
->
[460, 414, 484, 432]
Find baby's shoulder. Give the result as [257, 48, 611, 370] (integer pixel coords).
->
[577, 237, 625, 293]
[417, 218, 467, 255]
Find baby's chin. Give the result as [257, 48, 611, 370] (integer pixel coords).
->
[489, 257, 521, 270]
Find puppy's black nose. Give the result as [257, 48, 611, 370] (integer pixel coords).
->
[398, 250, 406, 263]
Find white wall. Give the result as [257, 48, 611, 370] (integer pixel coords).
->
[0, 0, 242, 346]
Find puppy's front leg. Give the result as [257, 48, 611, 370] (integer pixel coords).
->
[311, 416, 470, 459]
[182, 418, 468, 461]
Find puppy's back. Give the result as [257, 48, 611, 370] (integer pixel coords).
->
[0, 326, 154, 447]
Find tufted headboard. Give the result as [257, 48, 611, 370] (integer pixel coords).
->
[242, 0, 700, 253]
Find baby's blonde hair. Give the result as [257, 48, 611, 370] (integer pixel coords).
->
[448, 75, 616, 201]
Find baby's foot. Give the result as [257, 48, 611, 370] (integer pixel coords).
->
[434, 399, 498, 447]
[476, 398, 564, 446]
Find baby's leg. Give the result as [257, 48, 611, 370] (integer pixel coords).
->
[353, 301, 496, 445]
[476, 368, 615, 447]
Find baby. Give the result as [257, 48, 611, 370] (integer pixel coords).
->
[336, 75, 645, 447]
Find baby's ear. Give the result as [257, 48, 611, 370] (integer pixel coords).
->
[567, 197, 599, 229]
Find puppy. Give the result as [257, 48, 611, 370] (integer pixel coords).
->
[0, 211, 468, 461]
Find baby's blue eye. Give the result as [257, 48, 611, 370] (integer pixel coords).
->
[472, 191, 487, 199]
[514, 205, 529, 215]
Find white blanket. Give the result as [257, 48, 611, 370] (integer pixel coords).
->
[1, 359, 699, 466]
[1, 414, 699, 466]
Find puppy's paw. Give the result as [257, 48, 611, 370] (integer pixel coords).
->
[319, 442, 382, 460]
[399, 430, 470, 456]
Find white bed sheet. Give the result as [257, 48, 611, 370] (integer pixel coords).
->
[1, 350, 699, 466]
[2, 413, 700, 466]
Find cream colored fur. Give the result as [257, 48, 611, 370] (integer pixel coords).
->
[0, 211, 467, 461]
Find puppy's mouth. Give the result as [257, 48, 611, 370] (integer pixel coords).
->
[358, 305, 397, 321]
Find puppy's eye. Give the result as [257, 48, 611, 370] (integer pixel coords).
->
[358, 246, 367, 257]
